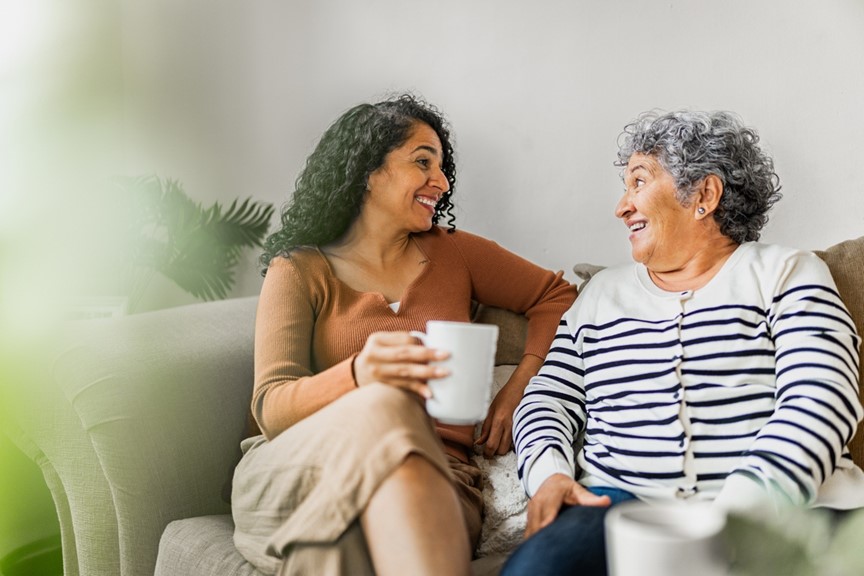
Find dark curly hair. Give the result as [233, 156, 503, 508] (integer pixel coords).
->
[615, 110, 782, 244]
[260, 93, 457, 273]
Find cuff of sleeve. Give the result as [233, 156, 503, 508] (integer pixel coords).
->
[348, 353, 359, 387]
[526, 450, 573, 498]
[713, 472, 774, 517]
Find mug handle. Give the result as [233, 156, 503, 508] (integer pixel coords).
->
[410, 330, 427, 345]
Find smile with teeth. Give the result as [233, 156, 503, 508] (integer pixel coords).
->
[629, 221, 646, 232]
[416, 196, 438, 208]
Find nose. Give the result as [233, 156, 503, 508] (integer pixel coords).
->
[429, 165, 450, 193]
[614, 190, 632, 220]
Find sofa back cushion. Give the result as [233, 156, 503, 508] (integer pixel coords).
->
[472, 304, 528, 365]
[815, 236, 864, 467]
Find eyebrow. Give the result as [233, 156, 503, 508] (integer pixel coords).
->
[412, 145, 441, 156]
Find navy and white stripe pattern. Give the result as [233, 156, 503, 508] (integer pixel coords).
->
[514, 243, 862, 505]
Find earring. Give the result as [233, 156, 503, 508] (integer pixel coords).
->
[697, 207, 706, 215]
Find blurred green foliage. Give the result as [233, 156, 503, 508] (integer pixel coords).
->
[726, 506, 864, 576]
[114, 175, 273, 310]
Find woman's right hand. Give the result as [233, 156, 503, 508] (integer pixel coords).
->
[353, 331, 450, 399]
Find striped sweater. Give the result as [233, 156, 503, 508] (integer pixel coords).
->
[513, 242, 864, 508]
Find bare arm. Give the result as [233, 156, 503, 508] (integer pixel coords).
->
[476, 355, 544, 456]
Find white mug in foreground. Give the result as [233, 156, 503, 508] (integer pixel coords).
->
[605, 500, 728, 576]
[411, 321, 498, 425]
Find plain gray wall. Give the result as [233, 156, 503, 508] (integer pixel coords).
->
[73, 0, 864, 306]
[119, 0, 864, 304]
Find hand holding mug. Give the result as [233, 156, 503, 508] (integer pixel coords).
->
[353, 331, 450, 399]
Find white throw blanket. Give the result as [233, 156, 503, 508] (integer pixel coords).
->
[474, 365, 529, 557]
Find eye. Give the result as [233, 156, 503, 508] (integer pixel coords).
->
[415, 157, 430, 168]
[635, 178, 645, 188]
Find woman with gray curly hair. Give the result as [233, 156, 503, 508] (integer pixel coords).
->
[505, 110, 864, 576]
[616, 110, 781, 245]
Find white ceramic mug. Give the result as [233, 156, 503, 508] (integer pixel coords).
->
[411, 321, 498, 425]
[605, 500, 728, 576]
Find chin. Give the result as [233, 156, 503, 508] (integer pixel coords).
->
[633, 255, 653, 268]
[630, 243, 652, 265]
[411, 221, 434, 233]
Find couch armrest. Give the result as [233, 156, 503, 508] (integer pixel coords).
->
[55, 296, 257, 576]
[3, 341, 120, 576]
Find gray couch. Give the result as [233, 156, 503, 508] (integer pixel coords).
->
[7, 236, 864, 576]
[6, 296, 524, 576]
[7, 297, 258, 576]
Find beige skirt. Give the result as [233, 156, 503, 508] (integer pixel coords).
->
[231, 384, 483, 575]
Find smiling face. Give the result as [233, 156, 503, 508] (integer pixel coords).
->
[615, 153, 699, 272]
[363, 122, 450, 235]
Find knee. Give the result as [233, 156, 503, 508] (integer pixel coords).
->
[501, 506, 609, 576]
[338, 384, 436, 439]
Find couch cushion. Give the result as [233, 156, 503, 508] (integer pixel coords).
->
[159, 514, 509, 576]
[156, 515, 263, 576]
[473, 304, 527, 366]
[814, 236, 864, 467]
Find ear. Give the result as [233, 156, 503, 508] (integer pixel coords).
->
[694, 174, 723, 219]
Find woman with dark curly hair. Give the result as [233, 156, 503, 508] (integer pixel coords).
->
[231, 94, 576, 575]
[505, 110, 864, 575]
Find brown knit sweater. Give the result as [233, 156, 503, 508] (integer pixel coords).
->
[253, 226, 577, 459]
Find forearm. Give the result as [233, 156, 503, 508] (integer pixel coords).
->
[734, 254, 862, 503]
[503, 354, 544, 396]
[253, 357, 357, 439]
[730, 377, 861, 504]
[513, 322, 585, 494]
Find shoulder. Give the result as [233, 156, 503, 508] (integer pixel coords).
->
[722, 243, 841, 311]
[739, 242, 832, 281]
[563, 263, 639, 332]
[415, 226, 505, 261]
[587, 262, 635, 283]
[260, 248, 333, 310]
[742, 241, 811, 262]
[265, 247, 331, 284]
[577, 263, 638, 297]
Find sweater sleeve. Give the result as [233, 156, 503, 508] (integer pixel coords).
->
[449, 231, 577, 359]
[513, 303, 586, 495]
[252, 256, 357, 439]
[719, 251, 862, 505]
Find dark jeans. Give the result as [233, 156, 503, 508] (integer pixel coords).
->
[501, 486, 636, 576]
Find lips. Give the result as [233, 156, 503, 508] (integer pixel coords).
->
[415, 195, 438, 211]
[627, 220, 646, 232]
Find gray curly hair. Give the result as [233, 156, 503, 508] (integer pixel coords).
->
[615, 110, 782, 244]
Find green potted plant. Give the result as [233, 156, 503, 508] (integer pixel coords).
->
[115, 175, 274, 312]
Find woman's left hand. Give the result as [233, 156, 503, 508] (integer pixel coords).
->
[475, 356, 543, 457]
